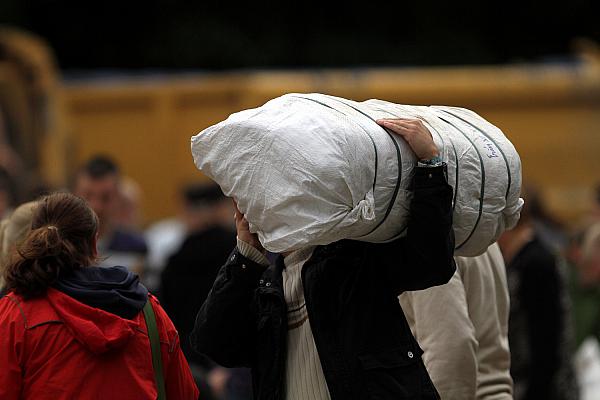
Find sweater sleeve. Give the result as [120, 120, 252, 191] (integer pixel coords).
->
[237, 237, 269, 266]
[399, 269, 478, 400]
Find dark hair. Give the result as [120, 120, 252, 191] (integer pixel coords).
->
[80, 155, 119, 179]
[3, 192, 99, 298]
[182, 182, 225, 208]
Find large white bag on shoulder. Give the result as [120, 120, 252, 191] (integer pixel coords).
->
[191, 93, 523, 256]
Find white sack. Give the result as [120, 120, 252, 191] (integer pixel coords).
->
[191, 93, 523, 256]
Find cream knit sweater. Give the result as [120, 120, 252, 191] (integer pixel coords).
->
[237, 239, 331, 400]
[399, 243, 513, 400]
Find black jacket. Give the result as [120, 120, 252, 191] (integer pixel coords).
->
[507, 236, 578, 400]
[161, 225, 236, 365]
[191, 165, 455, 400]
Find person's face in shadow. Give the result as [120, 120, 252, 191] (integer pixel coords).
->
[74, 173, 118, 232]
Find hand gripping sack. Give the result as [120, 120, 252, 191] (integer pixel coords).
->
[191, 93, 523, 256]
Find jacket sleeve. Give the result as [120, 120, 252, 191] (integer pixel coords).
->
[190, 249, 267, 368]
[0, 297, 24, 400]
[164, 334, 200, 400]
[370, 164, 455, 293]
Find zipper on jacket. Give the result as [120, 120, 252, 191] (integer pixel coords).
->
[259, 261, 287, 400]
[301, 256, 353, 400]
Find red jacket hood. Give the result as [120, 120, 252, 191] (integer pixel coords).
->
[46, 288, 140, 355]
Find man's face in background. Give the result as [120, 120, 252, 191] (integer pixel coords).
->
[74, 173, 119, 229]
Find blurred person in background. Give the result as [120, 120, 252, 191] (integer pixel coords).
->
[568, 223, 600, 399]
[0, 109, 27, 197]
[0, 166, 18, 219]
[569, 223, 600, 345]
[161, 183, 252, 400]
[0, 201, 35, 293]
[113, 176, 144, 231]
[144, 217, 185, 293]
[525, 184, 568, 253]
[73, 155, 147, 274]
[569, 184, 600, 343]
[399, 243, 513, 400]
[144, 183, 200, 295]
[592, 184, 600, 222]
[0, 106, 49, 208]
[0, 28, 62, 203]
[0, 192, 198, 399]
[160, 183, 236, 332]
[498, 192, 578, 400]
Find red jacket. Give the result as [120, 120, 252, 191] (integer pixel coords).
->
[0, 288, 199, 399]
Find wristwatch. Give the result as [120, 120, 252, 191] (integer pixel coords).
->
[417, 155, 443, 168]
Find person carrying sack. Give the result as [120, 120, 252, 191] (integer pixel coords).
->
[191, 118, 456, 399]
